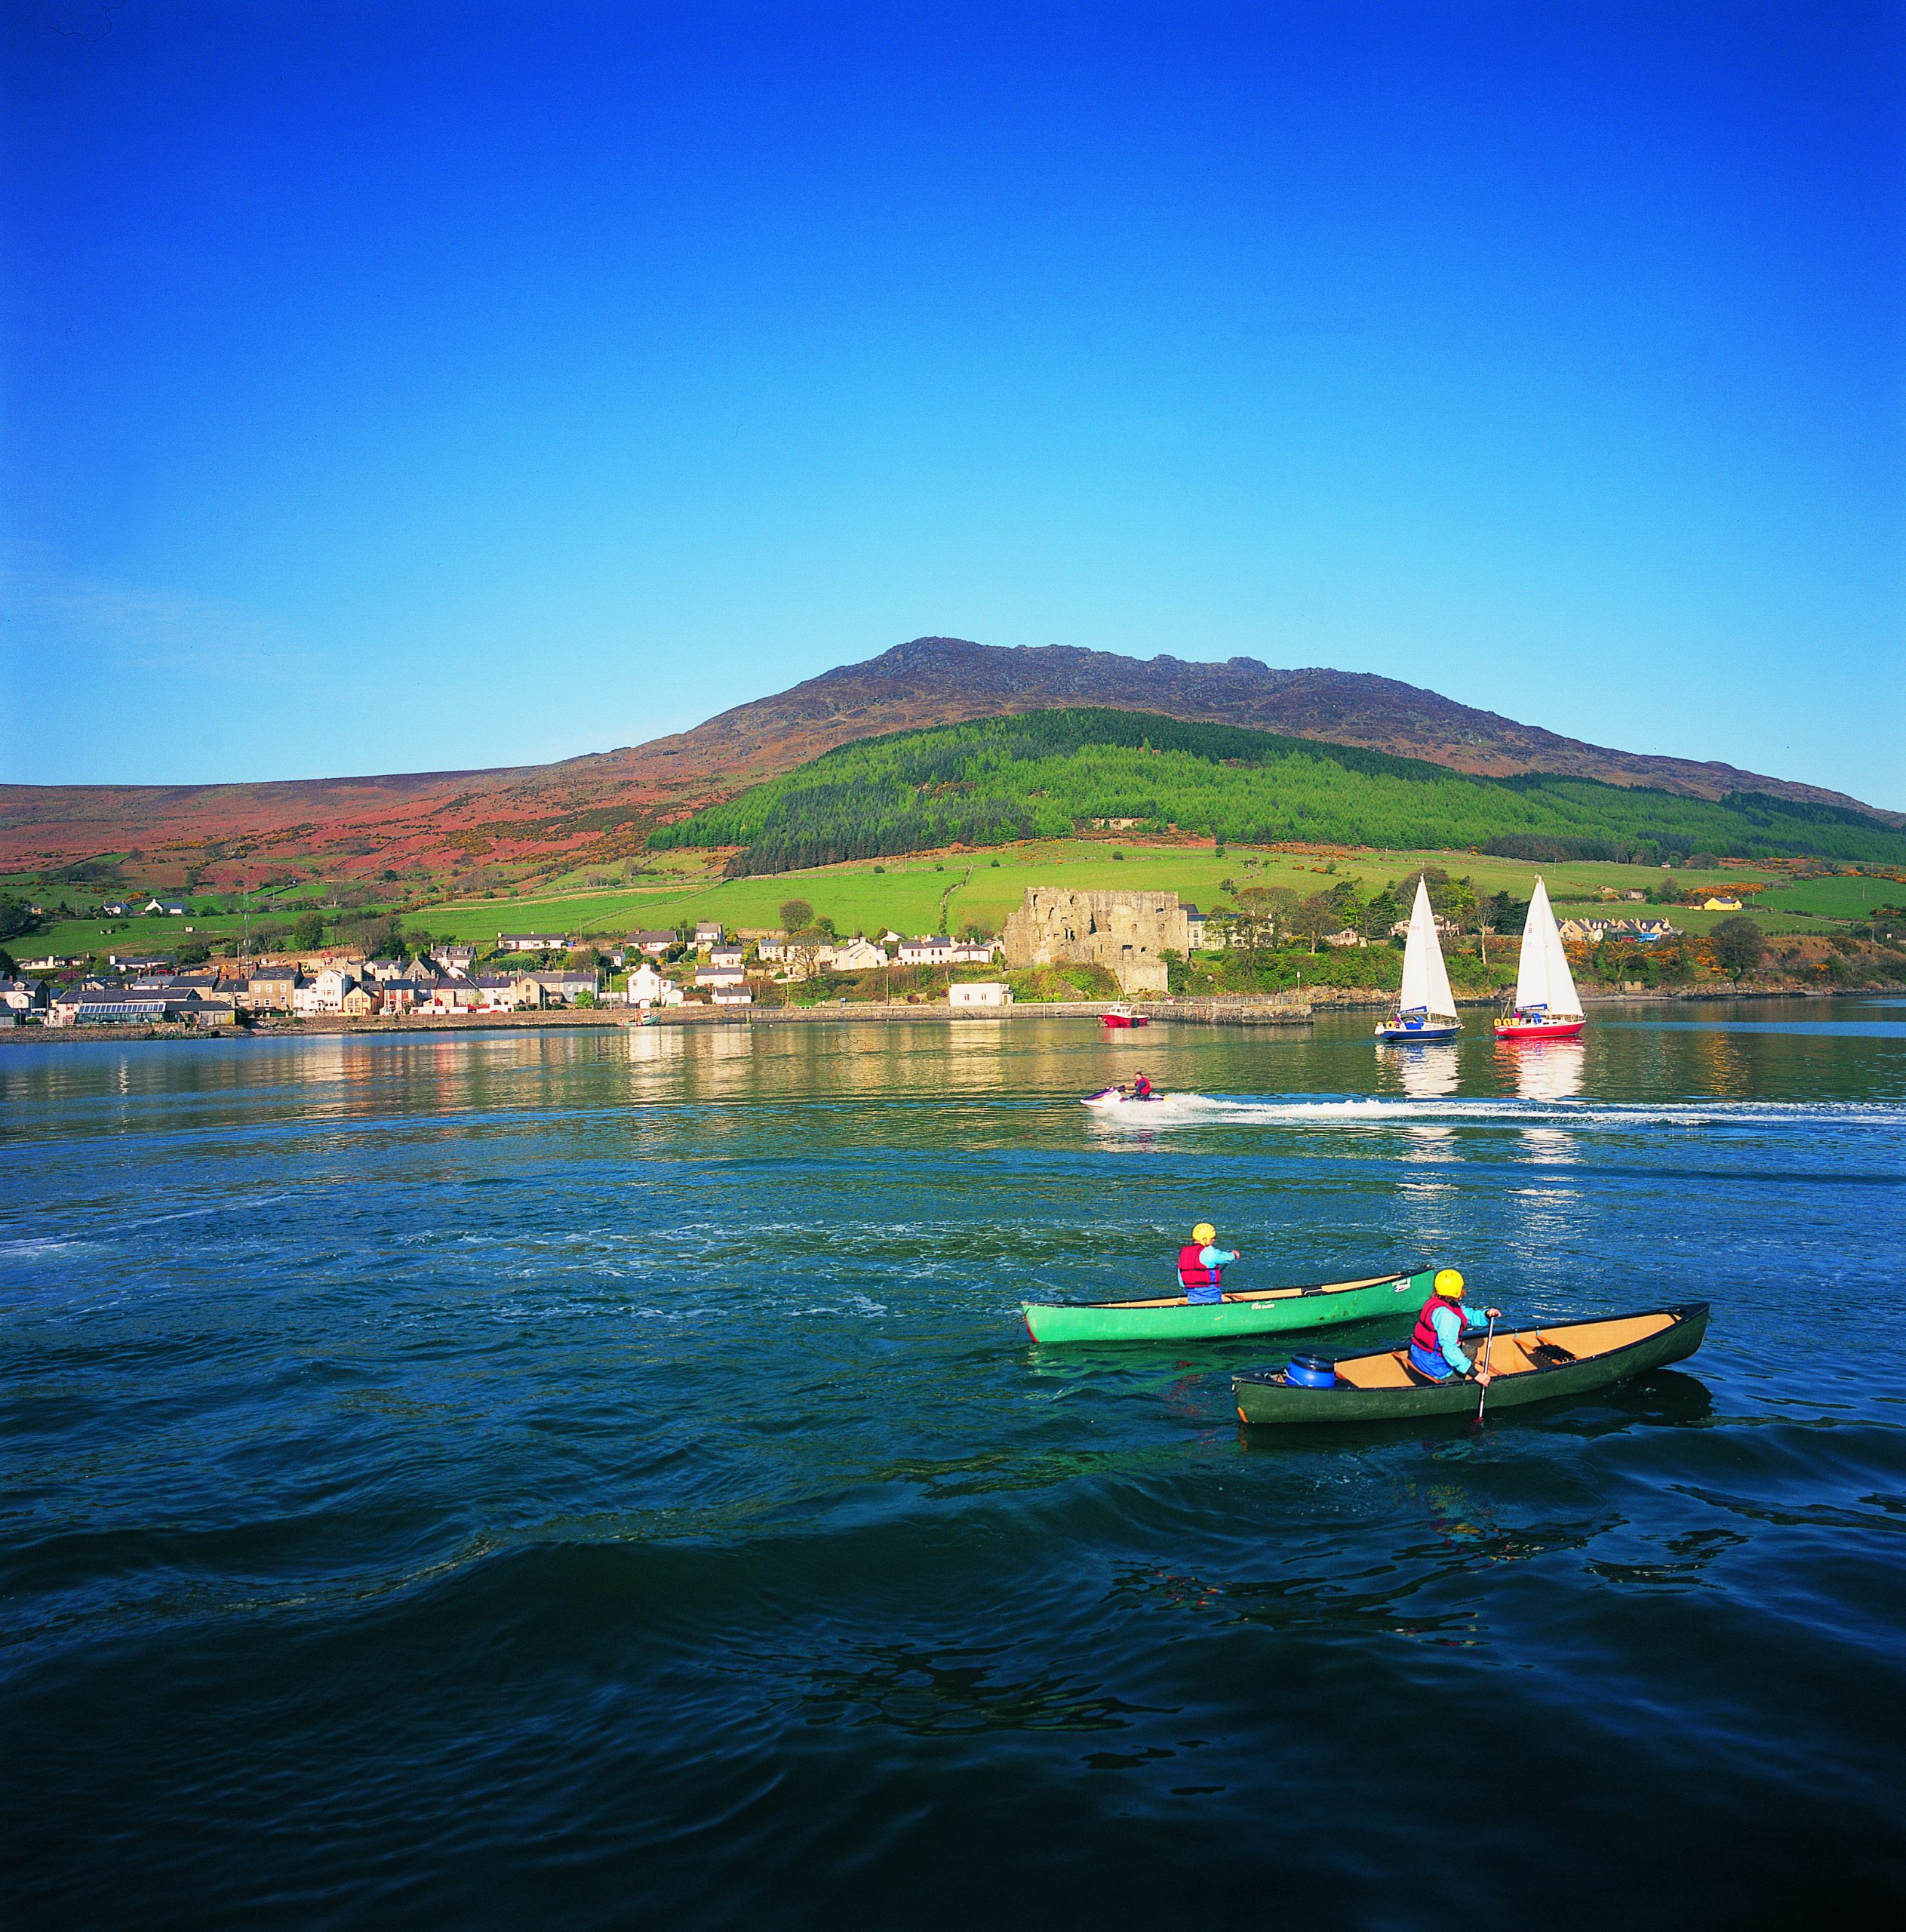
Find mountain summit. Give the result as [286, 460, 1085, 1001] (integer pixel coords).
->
[591, 637, 1877, 812]
[0, 637, 1890, 883]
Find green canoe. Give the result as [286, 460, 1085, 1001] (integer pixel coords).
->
[1022, 1266, 1435, 1345]
[1232, 1302, 1709, 1426]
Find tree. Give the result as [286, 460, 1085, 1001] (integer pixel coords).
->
[779, 897, 815, 933]
[1289, 891, 1340, 955]
[1483, 891, 1526, 936]
[292, 912, 326, 950]
[1709, 916, 1766, 978]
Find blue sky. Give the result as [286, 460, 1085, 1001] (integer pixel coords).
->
[3, 0, 1901, 806]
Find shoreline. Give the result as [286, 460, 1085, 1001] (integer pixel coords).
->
[0, 983, 1891, 1048]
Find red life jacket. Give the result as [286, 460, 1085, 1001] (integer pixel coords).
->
[1411, 1294, 1459, 1357]
[1178, 1243, 1220, 1289]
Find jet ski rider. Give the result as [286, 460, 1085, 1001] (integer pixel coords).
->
[1123, 1072, 1154, 1100]
[1177, 1222, 1240, 1305]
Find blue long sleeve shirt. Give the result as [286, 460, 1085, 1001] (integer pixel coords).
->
[1429, 1300, 1490, 1371]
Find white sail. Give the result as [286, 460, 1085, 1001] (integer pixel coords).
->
[1514, 876, 1582, 1019]
[1397, 877, 1457, 1020]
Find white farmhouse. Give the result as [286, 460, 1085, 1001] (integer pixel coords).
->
[948, 981, 1013, 1008]
[626, 962, 683, 1008]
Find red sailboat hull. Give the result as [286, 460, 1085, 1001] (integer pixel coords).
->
[1494, 1017, 1585, 1040]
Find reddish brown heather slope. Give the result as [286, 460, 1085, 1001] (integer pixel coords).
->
[2, 638, 1890, 886]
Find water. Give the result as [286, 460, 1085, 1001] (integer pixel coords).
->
[5, 1001, 1904, 1928]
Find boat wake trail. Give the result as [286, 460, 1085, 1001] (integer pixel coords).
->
[1141, 1095, 1906, 1134]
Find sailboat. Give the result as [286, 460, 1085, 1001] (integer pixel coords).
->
[1375, 877, 1462, 1043]
[1496, 875, 1585, 1040]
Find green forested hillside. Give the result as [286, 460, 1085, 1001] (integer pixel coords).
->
[649, 709, 1906, 875]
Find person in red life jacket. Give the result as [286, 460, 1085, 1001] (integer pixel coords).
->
[1177, 1221, 1240, 1305]
[1124, 1071, 1154, 1100]
[1406, 1269, 1502, 1381]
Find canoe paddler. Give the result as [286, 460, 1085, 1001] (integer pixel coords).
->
[1177, 1221, 1240, 1305]
[1407, 1269, 1502, 1383]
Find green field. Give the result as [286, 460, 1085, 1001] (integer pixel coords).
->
[401, 841, 1791, 949]
[1748, 875, 1906, 918]
[17, 838, 1881, 968]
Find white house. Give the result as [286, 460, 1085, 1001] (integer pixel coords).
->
[693, 920, 723, 949]
[623, 930, 675, 961]
[823, 937, 890, 972]
[710, 983, 752, 1006]
[708, 943, 745, 971]
[293, 966, 355, 1015]
[496, 932, 569, 954]
[899, 935, 956, 965]
[693, 964, 745, 989]
[626, 962, 684, 1008]
[949, 981, 1013, 1008]
[947, 940, 998, 964]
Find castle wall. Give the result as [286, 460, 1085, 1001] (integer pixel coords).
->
[1000, 888, 1188, 995]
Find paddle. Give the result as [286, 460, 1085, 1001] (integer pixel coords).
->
[1474, 1312, 1498, 1424]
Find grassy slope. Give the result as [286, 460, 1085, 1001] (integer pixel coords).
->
[407, 841, 1815, 948]
[654, 709, 1906, 868]
[23, 841, 1870, 964]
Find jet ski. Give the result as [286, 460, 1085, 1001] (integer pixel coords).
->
[1081, 1084, 1166, 1109]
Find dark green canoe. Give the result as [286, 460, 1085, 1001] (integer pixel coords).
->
[1022, 1266, 1434, 1345]
[1232, 1302, 1709, 1425]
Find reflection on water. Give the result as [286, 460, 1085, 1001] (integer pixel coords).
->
[2, 1004, 1903, 1930]
[1505, 1039, 1585, 1103]
[1378, 1041, 1459, 1157]
[1504, 1039, 1585, 1165]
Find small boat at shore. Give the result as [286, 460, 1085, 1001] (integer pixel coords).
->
[1376, 878, 1461, 1043]
[1496, 876, 1585, 1041]
[1101, 1004, 1149, 1028]
[1024, 1266, 1436, 1343]
[1232, 1303, 1708, 1424]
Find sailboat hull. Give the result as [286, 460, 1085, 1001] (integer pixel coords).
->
[1375, 1021, 1461, 1042]
[1494, 1017, 1585, 1040]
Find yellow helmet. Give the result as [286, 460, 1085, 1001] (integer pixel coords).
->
[1434, 1268, 1465, 1298]
[1192, 1223, 1217, 1244]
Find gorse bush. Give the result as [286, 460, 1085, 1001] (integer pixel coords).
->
[649, 709, 1906, 875]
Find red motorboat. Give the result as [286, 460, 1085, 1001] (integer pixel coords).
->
[1102, 1004, 1149, 1029]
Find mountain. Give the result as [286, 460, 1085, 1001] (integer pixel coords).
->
[1, 638, 1893, 886]
[654, 709, 1906, 877]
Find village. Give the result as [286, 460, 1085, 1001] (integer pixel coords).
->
[0, 918, 1017, 1029]
[0, 885, 1698, 1031]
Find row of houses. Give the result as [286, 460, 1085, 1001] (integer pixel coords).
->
[1556, 916, 1681, 945]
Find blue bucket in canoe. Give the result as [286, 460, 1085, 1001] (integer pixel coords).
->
[1285, 1352, 1336, 1389]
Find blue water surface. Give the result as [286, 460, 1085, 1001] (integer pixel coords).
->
[4, 1002, 1904, 1929]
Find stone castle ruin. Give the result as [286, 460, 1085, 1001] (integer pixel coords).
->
[1001, 888, 1189, 996]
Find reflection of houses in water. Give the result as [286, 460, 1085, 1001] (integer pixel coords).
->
[1507, 1040, 1585, 1104]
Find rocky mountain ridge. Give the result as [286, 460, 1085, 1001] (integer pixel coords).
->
[2, 638, 1891, 884]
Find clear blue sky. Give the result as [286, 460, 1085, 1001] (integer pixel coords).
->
[3, 0, 1901, 806]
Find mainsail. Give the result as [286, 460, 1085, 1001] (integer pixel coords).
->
[1397, 876, 1458, 1020]
[1514, 875, 1583, 1019]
